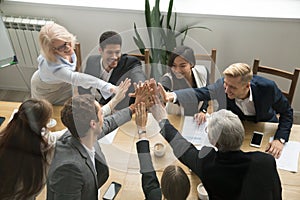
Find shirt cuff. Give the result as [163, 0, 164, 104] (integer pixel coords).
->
[172, 92, 177, 103]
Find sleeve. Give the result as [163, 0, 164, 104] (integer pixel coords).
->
[271, 82, 293, 141]
[98, 108, 132, 139]
[101, 104, 112, 116]
[48, 164, 83, 200]
[53, 67, 114, 99]
[158, 119, 204, 172]
[136, 140, 162, 200]
[198, 67, 210, 112]
[160, 73, 172, 91]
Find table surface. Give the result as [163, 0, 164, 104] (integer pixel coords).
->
[1, 101, 299, 200]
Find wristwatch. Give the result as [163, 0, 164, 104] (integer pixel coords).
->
[278, 138, 286, 144]
[138, 129, 146, 134]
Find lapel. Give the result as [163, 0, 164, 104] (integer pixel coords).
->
[70, 137, 99, 187]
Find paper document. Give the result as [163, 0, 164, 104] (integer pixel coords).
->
[275, 140, 300, 172]
[99, 128, 118, 144]
[181, 116, 213, 149]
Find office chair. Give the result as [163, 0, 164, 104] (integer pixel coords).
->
[74, 42, 82, 72]
[253, 59, 300, 104]
[128, 49, 150, 79]
[195, 48, 217, 84]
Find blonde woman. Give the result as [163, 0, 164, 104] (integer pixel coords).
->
[31, 23, 119, 105]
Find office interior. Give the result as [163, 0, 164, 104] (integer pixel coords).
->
[0, 0, 300, 121]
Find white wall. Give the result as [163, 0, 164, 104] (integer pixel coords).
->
[1, 1, 300, 114]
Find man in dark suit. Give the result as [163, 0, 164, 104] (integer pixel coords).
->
[47, 94, 134, 200]
[149, 95, 282, 200]
[79, 31, 146, 110]
[159, 63, 293, 158]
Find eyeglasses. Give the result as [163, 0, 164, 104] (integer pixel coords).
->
[53, 42, 70, 52]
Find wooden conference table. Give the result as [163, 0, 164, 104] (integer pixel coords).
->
[0, 101, 299, 200]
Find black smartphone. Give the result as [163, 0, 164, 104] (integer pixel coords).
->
[103, 181, 122, 200]
[250, 131, 264, 148]
[0, 116, 5, 126]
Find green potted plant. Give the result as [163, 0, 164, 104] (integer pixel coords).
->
[133, 0, 211, 79]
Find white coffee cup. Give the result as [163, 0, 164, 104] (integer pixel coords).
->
[197, 183, 209, 200]
[153, 142, 166, 157]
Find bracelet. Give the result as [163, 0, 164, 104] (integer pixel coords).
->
[138, 130, 146, 134]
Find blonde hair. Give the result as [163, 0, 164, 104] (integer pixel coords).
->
[223, 63, 253, 84]
[39, 23, 76, 63]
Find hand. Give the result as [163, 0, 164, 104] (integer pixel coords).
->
[157, 83, 174, 103]
[265, 139, 284, 159]
[109, 78, 131, 110]
[132, 81, 154, 108]
[135, 102, 147, 129]
[194, 112, 207, 125]
[149, 94, 167, 123]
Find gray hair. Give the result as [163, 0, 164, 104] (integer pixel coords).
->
[208, 109, 244, 151]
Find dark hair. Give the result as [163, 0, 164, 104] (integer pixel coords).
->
[99, 31, 122, 49]
[161, 165, 191, 200]
[61, 94, 99, 139]
[168, 46, 196, 68]
[0, 99, 53, 200]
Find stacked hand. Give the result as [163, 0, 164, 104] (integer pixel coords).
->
[129, 81, 154, 109]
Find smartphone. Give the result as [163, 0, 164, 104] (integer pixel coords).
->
[250, 131, 264, 148]
[103, 181, 121, 200]
[0, 116, 5, 126]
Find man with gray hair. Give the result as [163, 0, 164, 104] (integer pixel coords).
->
[149, 94, 282, 200]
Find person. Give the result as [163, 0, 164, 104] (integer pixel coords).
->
[46, 94, 140, 199]
[160, 46, 209, 121]
[0, 99, 57, 200]
[135, 102, 190, 200]
[159, 63, 293, 159]
[31, 23, 117, 105]
[78, 30, 146, 110]
[148, 94, 282, 200]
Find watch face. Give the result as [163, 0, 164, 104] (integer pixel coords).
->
[279, 138, 285, 144]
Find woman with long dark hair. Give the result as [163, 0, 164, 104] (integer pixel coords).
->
[0, 99, 54, 200]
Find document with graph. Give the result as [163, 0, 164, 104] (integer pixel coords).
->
[181, 116, 213, 149]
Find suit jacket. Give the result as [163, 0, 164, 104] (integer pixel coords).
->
[47, 107, 132, 200]
[46, 132, 107, 200]
[159, 119, 282, 200]
[78, 54, 146, 110]
[174, 75, 293, 141]
[136, 140, 162, 200]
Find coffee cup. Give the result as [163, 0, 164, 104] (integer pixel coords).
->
[197, 183, 209, 200]
[153, 142, 166, 157]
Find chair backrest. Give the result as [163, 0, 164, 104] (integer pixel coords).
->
[128, 49, 150, 79]
[253, 59, 300, 104]
[194, 49, 217, 83]
[74, 42, 82, 72]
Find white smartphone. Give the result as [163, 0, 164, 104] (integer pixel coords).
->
[103, 181, 121, 200]
[250, 131, 264, 148]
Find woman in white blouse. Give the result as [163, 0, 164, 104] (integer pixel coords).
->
[31, 23, 118, 105]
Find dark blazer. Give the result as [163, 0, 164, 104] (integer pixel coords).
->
[47, 107, 132, 200]
[136, 140, 162, 200]
[174, 75, 293, 141]
[159, 119, 282, 200]
[78, 54, 146, 109]
[47, 132, 108, 200]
